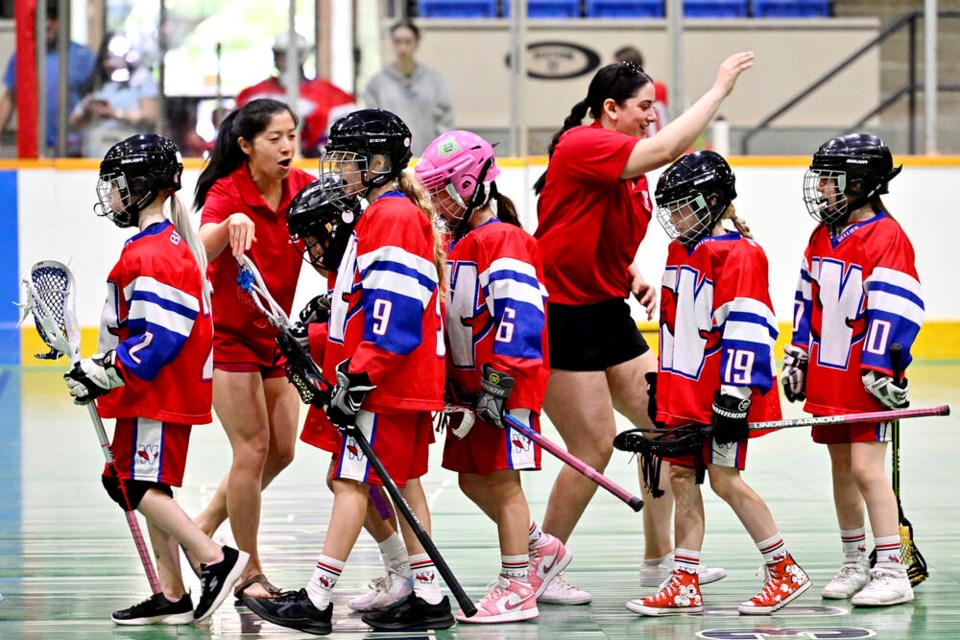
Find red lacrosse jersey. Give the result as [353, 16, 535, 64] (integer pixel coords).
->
[200, 163, 314, 365]
[324, 191, 445, 413]
[445, 219, 549, 412]
[96, 220, 213, 424]
[657, 232, 781, 430]
[789, 212, 924, 415]
[236, 77, 356, 155]
[534, 121, 652, 305]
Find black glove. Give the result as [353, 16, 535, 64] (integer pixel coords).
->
[326, 359, 376, 428]
[299, 294, 331, 325]
[477, 364, 515, 429]
[64, 350, 125, 405]
[710, 391, 751, 445]
[645, 371, 658, 425]
[288, 322, 311, 354]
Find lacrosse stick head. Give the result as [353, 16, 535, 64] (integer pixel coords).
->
[613, 425, 709, 498]
[235, 254, 290, 329]
[19, 260, 81, 362]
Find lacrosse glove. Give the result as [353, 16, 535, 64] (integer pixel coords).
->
[299, 293, 332, 325]
[477, 364, 515, 429]
[780, 345, 808, 403]
[863, 370, 910, 409]
[645, 371, 658, 425]
[711, 391, 751, 445]
[64, 350, 125, 405]
[326, 359, 376, 428]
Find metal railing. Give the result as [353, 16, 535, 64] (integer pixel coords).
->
[741, 10, 960, 155]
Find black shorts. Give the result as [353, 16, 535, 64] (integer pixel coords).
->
[548, 299, 650, 371]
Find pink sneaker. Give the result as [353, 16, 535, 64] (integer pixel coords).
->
[527, 533, 573, 600]
[455, 575, 539, 624]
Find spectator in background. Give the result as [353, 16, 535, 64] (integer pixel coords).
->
[0, 2, 96, 156]
[614, 46, 668, 137]
[237, 32, 355, 158]
[70, 32, 158, 158]
[364, 20, 454, 156]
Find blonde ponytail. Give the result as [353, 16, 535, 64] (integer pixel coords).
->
[169, 194, 213, 309]
[398, 170, 447, 295]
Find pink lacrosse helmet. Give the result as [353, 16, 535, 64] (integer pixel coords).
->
[416, 130, 500, 231]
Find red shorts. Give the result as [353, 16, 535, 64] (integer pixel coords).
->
[332, 410, 434, 487]
[213, 334, 285, 375]
[109, 418, 192, 487]
[442, 410, 542, 475]
[667, 434, 748, 471]
[300, 405, 340, 453]
[812, 420, 894, 445]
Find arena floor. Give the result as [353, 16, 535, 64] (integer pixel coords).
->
[0, 362, 957, 639]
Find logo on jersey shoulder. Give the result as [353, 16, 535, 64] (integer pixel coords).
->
[169, 230, 182, 245]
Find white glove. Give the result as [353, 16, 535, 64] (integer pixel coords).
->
[780, 345, 808, 403]
[64, 351, 125, 405]
[443, 407, 476, 439]
[862, 370, 910, 409]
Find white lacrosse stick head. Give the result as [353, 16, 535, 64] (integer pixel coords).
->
[235, 253, 292, 329]
[18, 260, 81, 362]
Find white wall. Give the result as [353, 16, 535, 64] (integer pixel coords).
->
[17, 161, 955, 329]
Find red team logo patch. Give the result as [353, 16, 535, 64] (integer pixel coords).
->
[136, 444, 159, 466]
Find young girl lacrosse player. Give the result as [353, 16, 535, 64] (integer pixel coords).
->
[783, 133, 923, 607]
[284, 177, 412, 615]
[416, 130, 551, 623]
[64, 134, 249, 624]
[244, 109, 449, 635]
[628, 150, 811, 616]
[191, 98, 315, 600]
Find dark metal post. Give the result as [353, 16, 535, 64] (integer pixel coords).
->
[908, 15, 917, 154]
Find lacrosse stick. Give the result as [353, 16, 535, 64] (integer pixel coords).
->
[18, 260, 161, 595]
[235, 255, 477, 617]
[867, 344, 928, 585]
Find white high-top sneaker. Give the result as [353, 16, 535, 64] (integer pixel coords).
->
[821, 556, 871, 599]
[851, 565, 914, 607]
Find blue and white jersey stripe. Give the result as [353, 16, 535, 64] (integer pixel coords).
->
[862, 266, 925, 370]
[714, 296, 778, 392]
[792, 258, 813, 349]
[480, 257, 546, 360]
[357, 244, 439, 355]
[116, 276, 200, 381]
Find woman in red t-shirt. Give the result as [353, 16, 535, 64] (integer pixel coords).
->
[190, 98, 316, 600]
[530, 53, 754, 603]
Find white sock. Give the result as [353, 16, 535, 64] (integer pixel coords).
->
[643, 551, 672, 567]
[410, 553, 442, 604]
[756, 533, 788, 565]
[378, 533, 409, 574]
[673, 549, 700, 574]
[501, 554, 529, 581]
[306, 555, 344, 610]
[874, 535, 902, 566]
[840, 527, 867, 560]
[528, 521, 545, 549]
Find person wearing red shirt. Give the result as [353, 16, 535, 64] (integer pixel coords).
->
[236, 32, 356, 158]
[190, 98, 315, 601]
[628, 151, 811, 616]
[531, 52, 754, 602]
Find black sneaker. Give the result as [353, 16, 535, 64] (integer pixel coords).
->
[112, 592, 194, 625]
[361, 594, 455, 631]
[193, 545, 250, 622]
[244, 588, 333, 635]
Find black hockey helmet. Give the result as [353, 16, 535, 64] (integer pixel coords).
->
[655, 150, 737, 248]
[803, 133, 902, 226]
[321, 109, 413, 197]
[95, 133, 183, 228]
[288, 175, 361, 272]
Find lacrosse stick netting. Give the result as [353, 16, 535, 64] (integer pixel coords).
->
[19, 260, 162, 595]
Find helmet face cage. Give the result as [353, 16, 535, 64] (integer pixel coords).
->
[319, 150, 371, 202]
[802, 168, 849, 225]
[287, 176, 360, 272]
[656, 193, 714, 247]
[95, 171, 139, 228]
[322, 109, 412, 199]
